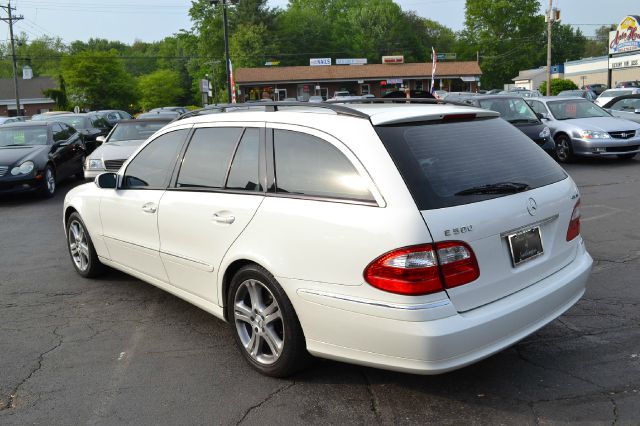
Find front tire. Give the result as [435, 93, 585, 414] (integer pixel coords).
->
[38, 165, 56, 197]
[66, 212, 105, 278]
[227, 264, 310, 377]
[554, 135, 575, 163]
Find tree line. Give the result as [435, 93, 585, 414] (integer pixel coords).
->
[0, 0, 615, 111]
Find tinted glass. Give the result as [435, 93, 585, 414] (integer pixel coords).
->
[109, 121, 169, 142]
[610, 98, 640, 111]
[55, 115, 90, 129]
[226, 128, 261, 191]
[177, 127, 242, 189]
[273, 130, 373, 202]
[375, 118, 567, 210]
[547, 99, 609, 119]
[527, 100, 548, 115]
[124, 129, 187, 188]
[478, 98, 538, 122]
[52, 123, 66, 142]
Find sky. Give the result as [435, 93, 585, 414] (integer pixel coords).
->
[1, 0, 637, 45]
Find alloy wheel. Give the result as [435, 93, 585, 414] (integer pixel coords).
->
[233, 279, 284, 365]
[68, 220, 90, 272]
[45, 167, 56, 194]
[556, 138, 570, 162]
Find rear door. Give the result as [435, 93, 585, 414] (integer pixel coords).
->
[376, 117, 580, 312]
[157, 124, 265, 304]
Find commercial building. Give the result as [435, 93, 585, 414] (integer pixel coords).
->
[0, 77, 56, 116]
[235, 60, 482, 101]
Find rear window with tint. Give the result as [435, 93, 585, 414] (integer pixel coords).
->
[375, 118, 567, 210]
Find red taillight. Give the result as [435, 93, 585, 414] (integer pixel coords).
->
[566, 200, 581, 241]
[364, 242, 479, 296]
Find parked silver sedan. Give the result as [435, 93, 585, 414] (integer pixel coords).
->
[602, 94, 640, 124]
[526, 97, 640, 162]
[84, 118, 172, 179]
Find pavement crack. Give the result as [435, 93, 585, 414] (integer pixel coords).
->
[610, 394, 619, 425]
[235, 381, 295, 425]
[361, 369, 382, 424]
[1, 325, 64, 411]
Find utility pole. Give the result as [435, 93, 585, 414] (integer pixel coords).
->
[1, 1, 24, 116]
[209, 0, 233, 102]
[546, 0, 553, 96]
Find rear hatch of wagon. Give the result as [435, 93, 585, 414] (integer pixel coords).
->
[375, 115, 581, 312]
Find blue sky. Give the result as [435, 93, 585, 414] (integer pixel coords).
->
[3, 0, 636, 44]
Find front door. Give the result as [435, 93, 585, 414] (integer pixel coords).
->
[158, 125, 265, 304]
[100, 129, 189, 282]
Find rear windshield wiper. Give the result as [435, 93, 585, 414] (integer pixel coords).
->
[507, 118, 538, 124]
[454, 181, 531, 196]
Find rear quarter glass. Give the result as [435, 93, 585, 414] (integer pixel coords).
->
[375, 117, 567, 210]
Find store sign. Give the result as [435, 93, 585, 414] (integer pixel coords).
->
[336, 58, 367, 65]
[386, 79, 403, 84]
[310, 58, 332, 66]
[264, 61, 280, 66]
[382, 55, 404, 64]
[609, 52, 640, 69]
[433, 52, 457, 60]
[609, 15, 640, 54]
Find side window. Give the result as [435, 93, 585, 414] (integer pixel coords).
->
[177, 127, 242, 189]
[52, 123, 66, 142]
[124, 129, 187, 189]
[226, 128, 261, 191]
[60, 123, 74, 140]
[273, 129, 374, 202]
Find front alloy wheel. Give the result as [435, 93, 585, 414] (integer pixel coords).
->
[66, 212, 105, 278]
[555, 135, 574, 163]
[38, 166, 56, 197]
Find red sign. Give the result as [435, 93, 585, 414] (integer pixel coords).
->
[382, 55, 404, 64]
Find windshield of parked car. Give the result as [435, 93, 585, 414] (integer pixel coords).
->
[557, 90, 583, 97]
[108, 122, 168, 142]
[0, 127, 48, 147]
[54, 115, 91, 129]
[478, 98, 538, 122]
[600, 89, 632, 98]
[547, 99, 610, 120]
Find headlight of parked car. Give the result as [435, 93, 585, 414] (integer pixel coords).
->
[86, 158, 105, 170]
[539, 127, 551, 138]
[577, 130, 609, 139]
[10, 161, 35, 176]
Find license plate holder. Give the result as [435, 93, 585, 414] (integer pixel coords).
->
[507, 226, 544, 266]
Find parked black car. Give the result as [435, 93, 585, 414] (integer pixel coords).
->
[91, 110, 134, 127]
[0, 122, 85, 197]
[51, 113, 111, 153]
[458, 95, 554, 151]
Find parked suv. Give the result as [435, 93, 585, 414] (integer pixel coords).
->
[63, 101, 592, 377]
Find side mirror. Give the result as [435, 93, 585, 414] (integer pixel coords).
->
[635, 109, 640, 114]
[95, 172, 117, 189]
[96, 135, 106, 145]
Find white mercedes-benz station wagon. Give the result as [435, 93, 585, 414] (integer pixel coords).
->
[63, 101, 592, 377]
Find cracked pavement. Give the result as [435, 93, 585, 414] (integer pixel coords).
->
[1, 156, 639, 425]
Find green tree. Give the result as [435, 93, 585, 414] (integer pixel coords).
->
[137, 69, 185, 111]
[62, 50, 136, 110]
[539, 78, 577, 96]
[463, 0, 543, 89]
[584, 24, 616, 57]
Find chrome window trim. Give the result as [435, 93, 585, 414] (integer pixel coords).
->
[297, 289, 451, 310]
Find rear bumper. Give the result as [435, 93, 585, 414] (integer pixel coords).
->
[292, 240, 592, 374]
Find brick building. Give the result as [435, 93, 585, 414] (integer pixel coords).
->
[235, 61, 482, 102]
[0, 77, 56, 116]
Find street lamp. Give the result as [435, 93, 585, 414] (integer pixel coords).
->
[209, 0, 237, 102]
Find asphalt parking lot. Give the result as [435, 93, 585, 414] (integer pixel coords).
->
[1, 157, 639, 425]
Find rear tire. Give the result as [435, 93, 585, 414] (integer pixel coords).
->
[227, 264, 310, 377]
[74, 155, 86, 179]
[617, 153, 637, 160]
[554, 135, 575, 163]
[66, 212, 106, 278]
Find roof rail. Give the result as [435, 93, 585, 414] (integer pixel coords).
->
[174, 98, 472, 122]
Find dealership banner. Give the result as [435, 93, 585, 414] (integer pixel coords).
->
[609, 15, 640, 54]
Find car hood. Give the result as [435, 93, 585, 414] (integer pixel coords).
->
[561, 117, 640, 132]
[87, 139, 144, 161]
[0, 145, 47, 166]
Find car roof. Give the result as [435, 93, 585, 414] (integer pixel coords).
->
[458, 95, 523, 101]
[530, 96, 588, 103]
[171, 102, 498, 127]
[2, 121, 49, 128]
[116, 118, 173, 124]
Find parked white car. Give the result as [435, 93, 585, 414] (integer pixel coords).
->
[64, 102, 592, 377]
[595, 88, 640, 107]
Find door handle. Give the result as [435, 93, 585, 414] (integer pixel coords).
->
[212, 212, 235, 224]
[141, 202, 157, 213]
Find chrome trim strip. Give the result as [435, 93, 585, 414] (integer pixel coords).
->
[500, 214, 559, 238]
[161, 250, 214, 271]
[297, 289, 451, 311]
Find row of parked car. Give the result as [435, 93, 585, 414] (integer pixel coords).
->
[0, 107, 189, 197]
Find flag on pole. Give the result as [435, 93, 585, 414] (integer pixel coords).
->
[430, 47, 437, 95]
[230, 60, 237, 104]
